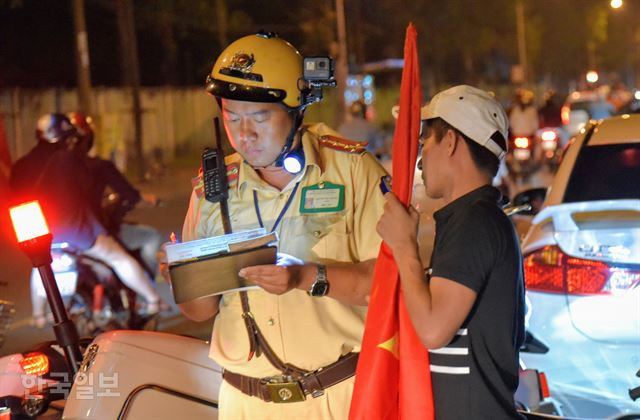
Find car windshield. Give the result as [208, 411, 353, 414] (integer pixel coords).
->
[564, 143, 640, 203]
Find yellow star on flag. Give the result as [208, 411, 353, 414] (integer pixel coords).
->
[377, 332, 399, 359]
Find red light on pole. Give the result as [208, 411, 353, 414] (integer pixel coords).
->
[9, 200, 50, 243]
[7, 200, 82, 374]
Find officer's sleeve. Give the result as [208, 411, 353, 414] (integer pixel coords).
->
[351, 152, 388, 261]
[181, 177, 224, 242]
[182, 188, 202, 242]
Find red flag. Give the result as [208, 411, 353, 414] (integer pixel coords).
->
[350, 24, 434, 420]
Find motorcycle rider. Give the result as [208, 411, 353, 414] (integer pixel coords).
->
[66, 112, 163, 279]
[538, 90, 562, 128]
[508, 88, 539, 139]
[507, 89, 539, 183]
[9, 114, 164, 328]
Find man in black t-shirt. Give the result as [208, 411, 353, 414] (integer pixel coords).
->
[377, 85, 525, 419]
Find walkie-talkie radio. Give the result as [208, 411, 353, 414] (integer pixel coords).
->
[203, 117, 232, 234]
[202, 146, 227, 203]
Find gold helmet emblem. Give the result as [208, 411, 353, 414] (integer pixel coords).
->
[229, 52, 256, 73]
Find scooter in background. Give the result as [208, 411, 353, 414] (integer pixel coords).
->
[506, 134, 539, 184]
[30, 242, 157, 337]
[534, 128, 563, 172]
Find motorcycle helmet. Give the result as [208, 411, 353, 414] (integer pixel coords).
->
[67, 111, 95, 153]
[205, 31, 308, 110]
[205, 31, 311, 173]
[35, 113, 78, 145]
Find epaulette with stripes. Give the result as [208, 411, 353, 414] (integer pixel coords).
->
[318, 135, 368, 154]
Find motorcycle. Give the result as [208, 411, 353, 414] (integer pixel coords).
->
[30, 191, 161, 336]
[534, 128, 563, 172]
[506, 134, 539, 184]
[30, 242, 157, 337]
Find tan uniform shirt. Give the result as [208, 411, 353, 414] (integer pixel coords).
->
[182, 123, 387, 418]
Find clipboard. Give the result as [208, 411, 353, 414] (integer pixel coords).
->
[169, 245, 277, 304]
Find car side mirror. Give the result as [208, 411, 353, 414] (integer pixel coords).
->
[512, 188, 547, 216]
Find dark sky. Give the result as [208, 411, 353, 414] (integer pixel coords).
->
[1, 0, 637, 90]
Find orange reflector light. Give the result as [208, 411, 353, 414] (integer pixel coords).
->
[514, 137, 530, 149]
[19, 352, 50, 376]
[9, 201, 50, 243]
[538, 371, 550, 399]
[561, 105, 570, 125]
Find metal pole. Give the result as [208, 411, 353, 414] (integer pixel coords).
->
[334, 0, 349, 127]
[36, 264, 82, 374]
[71, 0, 93, 114]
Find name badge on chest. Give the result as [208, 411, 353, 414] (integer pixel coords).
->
[299, 181, 345, 213]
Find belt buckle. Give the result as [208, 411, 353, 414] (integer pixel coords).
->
[265, 376, 306, 403]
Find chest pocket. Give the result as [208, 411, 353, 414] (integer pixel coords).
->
[288, 212, 351, 262]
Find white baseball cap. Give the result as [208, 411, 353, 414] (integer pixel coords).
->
[421, 85, 509, 159]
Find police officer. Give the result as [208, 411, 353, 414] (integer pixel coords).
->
[178, 32, 387, 418]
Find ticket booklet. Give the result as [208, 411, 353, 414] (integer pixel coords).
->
[167, 228, 278, 303]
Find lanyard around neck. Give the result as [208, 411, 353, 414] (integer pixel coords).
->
[253, 182, 300, 233]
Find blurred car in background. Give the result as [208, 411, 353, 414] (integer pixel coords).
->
[518, 114, 640, 418]
[561, 90, 615, 137]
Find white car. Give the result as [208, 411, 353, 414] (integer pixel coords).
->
[520, 114, 640, 418]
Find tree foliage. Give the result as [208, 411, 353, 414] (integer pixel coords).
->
[1, 0, 638, 90]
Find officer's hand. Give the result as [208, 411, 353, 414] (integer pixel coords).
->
[376, 192, 420, 255]
[239, 263, 304, 295]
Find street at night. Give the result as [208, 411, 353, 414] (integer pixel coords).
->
[1, 1, 639, 419]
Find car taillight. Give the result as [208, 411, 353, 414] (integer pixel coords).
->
[561, 105, 570, 125]
[524, 245, 640, 295]
[19, 352, 50, 376]
[538, 371, 550, 399]
[514, 136, 530, 149]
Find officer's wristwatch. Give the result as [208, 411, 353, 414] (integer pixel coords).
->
[308, 264, 329, 297]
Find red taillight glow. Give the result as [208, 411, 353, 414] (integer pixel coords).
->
[19, 352, 50, 376]
[9, 201, 50, 243]
[514, 137, 530, 149]
[561, 105, 570, 125]
[538, 372, 550, 399]
[524, 246, 564, 292]
[524, 245, 640, 295]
